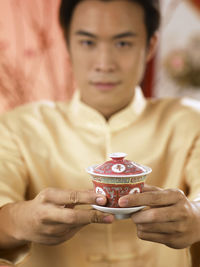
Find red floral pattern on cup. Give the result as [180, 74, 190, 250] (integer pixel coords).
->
[93, 180, 144, 207]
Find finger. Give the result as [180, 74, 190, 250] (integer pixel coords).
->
[40, 206, 114, 225]
[41, 223, 84, 238]
[39, 226, 84, 246]
[131, 205, 182, 224]
[118, 188, 185, 208]
[40, 223, 71, 237]
[137, 221, 184, 234]
[62, 226, 84, 240]
[67, 209, 114, 225]
[137, 230, 175, 247]
[37, 188, 107, 206]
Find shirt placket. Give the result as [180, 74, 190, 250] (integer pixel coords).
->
[105, 126, 115, 266]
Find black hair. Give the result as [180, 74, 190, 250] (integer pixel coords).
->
[59, 0, 160, 44]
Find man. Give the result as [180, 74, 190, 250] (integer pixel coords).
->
[0, 0, 200, 266]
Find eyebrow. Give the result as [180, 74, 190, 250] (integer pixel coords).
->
[113, 32, 138, 39]
[75, 30, 138, 39]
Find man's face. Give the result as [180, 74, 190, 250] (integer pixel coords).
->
[68, 0, 154, 119]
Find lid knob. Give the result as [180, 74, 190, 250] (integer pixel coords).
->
[109, 152, 127, 161]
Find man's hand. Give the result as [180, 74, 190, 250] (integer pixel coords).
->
[0, 188, 114, 248]
[118, 184, 200, 249]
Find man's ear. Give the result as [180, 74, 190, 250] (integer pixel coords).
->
[146, 32, 159, 63]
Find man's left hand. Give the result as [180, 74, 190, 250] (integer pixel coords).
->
[118, 184, 200, 249]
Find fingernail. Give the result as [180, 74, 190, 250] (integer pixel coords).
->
[103, 215, 113, 223]
[119, 198, 128, 207]
[96, 197, 106, 205]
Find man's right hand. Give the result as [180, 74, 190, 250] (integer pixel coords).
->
[0, 188, 114, 248]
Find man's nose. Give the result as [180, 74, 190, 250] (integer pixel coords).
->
[94, 46, 117, 73]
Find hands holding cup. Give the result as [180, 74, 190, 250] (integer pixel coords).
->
[86, 153, 152, 208]
[1, 188, 114, 248]
[119, 184, 200, 249]
[87, 153, 200, 249]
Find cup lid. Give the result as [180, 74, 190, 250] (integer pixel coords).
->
[92, 152, 146, 176]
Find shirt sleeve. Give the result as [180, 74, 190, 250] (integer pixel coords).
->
[185, 135, 200, 201]
[0, 119, 30, 265]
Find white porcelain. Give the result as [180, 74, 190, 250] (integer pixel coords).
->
[92, 204, 145, 220]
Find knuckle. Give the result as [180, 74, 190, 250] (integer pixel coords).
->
[178, 205, 188, 220]
[165, 236, 182, 249]
[149, 192, 163, 205]
[175, 222, 186, 233]
[49, 241, 60, 246]
[66, 211, 77, 225]
[69, 191, 79, 204]
[137, 230, 145, 240]
[38, 209, 49, 223]
[37, 192, 46, 203]
[167, 188, 185, 201]
[33, 210, 41, 225]
[46, 238, 64, 246]
[45, 226, 57, 236]
[176, 189, 185, 200]
[149, 209, 158, 222]
[165, 236, 174, 247]
[137, 224, 144, 231]
[91, 211, 103, 223]
[164, 234, 185, 249]
[37, 188, 54, 203]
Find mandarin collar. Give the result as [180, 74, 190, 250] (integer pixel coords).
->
[68, 86, 147, 133]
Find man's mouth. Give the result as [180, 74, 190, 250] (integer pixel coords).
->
[90, 81, 121, 91]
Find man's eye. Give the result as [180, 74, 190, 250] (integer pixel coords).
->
[116, 41, 133, 48]
[79, 40, 95, 47]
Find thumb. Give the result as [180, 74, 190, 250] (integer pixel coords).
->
[142, 184, 163, 192]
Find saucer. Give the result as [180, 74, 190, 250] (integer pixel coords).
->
[92, 205, 145, 220]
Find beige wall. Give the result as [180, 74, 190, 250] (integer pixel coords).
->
[154, 0, 200, 99]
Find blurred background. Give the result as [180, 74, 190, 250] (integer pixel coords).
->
[0, 0, 200, 113]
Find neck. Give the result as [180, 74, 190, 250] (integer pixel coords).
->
[80, 94, 135, 121]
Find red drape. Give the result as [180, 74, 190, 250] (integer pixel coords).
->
[141, 58, 155, 98]
[191, 0, 200, 10]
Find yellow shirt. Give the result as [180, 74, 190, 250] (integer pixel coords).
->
[0, 88, 200, 267]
